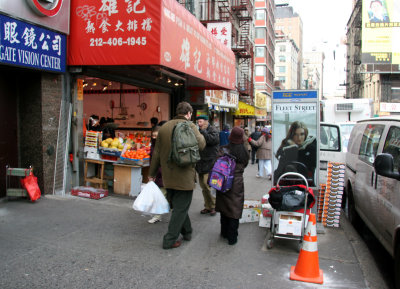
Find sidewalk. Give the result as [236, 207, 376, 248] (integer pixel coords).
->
[0, 163, 384, 289]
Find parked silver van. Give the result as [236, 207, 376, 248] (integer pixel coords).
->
[344, 116, 400, 288]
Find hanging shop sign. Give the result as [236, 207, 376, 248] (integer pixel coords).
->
[255, 90, 268, 109]
[0, 14, 66, 73]
[205, 90, 238, 109]
[0, 0, 70, 34]
[271, 90, 319, 188]
[68, 0, 235, 90]
[254, 108, 267, 118]
[207, 22, 232, 48]
[234, 101, 255, 116]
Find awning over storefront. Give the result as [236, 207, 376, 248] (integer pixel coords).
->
[68, 0, 235, 90]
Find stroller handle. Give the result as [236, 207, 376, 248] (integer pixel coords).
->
[276, 172, 309, 189]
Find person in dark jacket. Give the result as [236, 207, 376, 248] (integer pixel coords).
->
[196, 115, 220, 216]
[250, 126, 261, 164]
[149, 102, 206, 249]
[148, 124, 165, 224]
[219, 124, 230, 146]
[215, 126, 249, 245]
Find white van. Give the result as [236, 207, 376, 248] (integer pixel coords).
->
[319, 122, 347, 184]
[344, 116, 400, 288]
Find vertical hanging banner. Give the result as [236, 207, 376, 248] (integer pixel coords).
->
[0, 14, 66, 73]
[272, 90, 319, 188]
[68, 0, 235, 90]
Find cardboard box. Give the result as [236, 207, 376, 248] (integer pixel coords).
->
[259, 215, 271, 228]
[71, 186, 108, 200]
[113, 164, 142, 196]
[243, 200, 261, 209]
[277, 212, 303, 236]
[240, 208, 261, 223]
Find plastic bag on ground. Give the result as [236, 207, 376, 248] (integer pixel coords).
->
[132, 181, 169, 214]
[20, 172, 41, 202]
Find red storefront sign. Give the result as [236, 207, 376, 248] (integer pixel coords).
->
[68, 0, 235, 90]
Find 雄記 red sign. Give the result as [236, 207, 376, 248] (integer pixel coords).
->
[68, 0, 235, 90]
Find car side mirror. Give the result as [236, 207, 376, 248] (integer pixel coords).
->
[374, 153, 400, 180]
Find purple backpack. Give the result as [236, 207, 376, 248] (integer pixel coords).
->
[208, 153, 236, 193]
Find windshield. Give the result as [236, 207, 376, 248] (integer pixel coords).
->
[339, 123, 355, 152]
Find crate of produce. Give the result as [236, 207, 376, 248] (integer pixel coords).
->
[71, 186, 108, 200]
[120, 156, 143, 166]
[99, 147, 121, 157]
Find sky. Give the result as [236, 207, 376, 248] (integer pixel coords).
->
[276, 0, 354, 96]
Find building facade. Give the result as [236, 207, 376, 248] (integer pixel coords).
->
[274, 5, 303, 89]
[346, 0, 400, 116]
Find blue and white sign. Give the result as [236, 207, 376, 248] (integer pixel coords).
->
[273, 90, 318, 99]
[0, 14, 66, 73]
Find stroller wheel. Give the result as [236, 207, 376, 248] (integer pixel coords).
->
[297, 241, 303, 252]
[267, 239, 274, 249]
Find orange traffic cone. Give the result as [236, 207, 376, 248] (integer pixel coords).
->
[290, 213, 323, 284]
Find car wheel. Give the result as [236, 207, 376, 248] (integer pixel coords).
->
[395, 242, 400, 289]
[347, 186, 362, 229]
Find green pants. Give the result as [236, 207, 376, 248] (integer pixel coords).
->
[198, 173, 215, 210]
[163, 189, 193, 248]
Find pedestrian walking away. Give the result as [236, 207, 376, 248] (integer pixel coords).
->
[249, 127, 272, 179]
[215, 126, 249, 245]
[195, 115, 220, 216]
[148, 102, 206, 249]
[250, 126, 261, 164]
[243, 127, 252, 157]
[219, 124, 231, 146]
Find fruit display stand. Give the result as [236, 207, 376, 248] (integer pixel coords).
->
[6, 166, 32, 198]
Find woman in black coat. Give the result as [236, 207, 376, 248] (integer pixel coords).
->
[215, 126, 249, 245]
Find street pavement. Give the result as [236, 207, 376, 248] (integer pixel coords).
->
[0, 162, 389, 289]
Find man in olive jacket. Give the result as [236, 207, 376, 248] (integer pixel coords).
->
[195, 115, 219, 216]
[149, 102, 206, 249]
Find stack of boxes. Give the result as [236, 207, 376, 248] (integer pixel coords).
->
[319, 162, 345, 227]
[84, 131, 102, 159]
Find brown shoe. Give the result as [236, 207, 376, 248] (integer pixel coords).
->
[163, 240, 182, 249]
[200, 208, 211, 214]
[209, 209, 217, 216]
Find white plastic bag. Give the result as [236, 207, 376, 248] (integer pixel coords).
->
[132, 181, 170, 214]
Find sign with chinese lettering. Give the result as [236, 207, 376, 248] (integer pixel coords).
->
[380, 102, 400, 112]
[0, 14, 66, 73]
[207, 22, 232, 48]
[205, 90, 238, 108]
[234, 101, 254, 116]
[255, 90, 268, 109]
[68, 0, 235, 90]
[271, 90, 319, 188]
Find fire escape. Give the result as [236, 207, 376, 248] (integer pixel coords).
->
[178, 0, 254, 101]
[231, 0, 254, 102]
